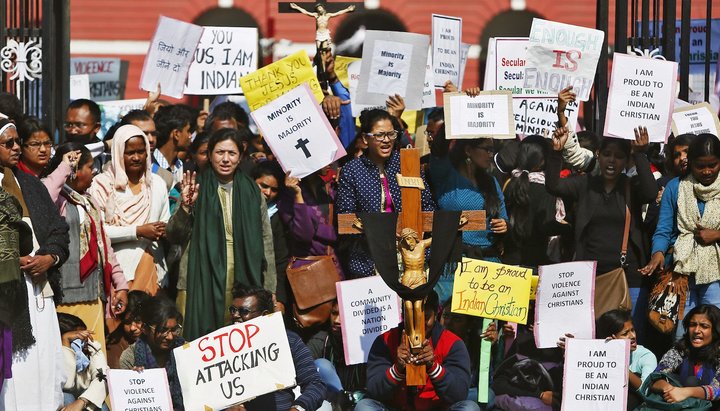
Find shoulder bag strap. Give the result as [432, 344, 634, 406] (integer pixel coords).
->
[621, 178, 631, 267]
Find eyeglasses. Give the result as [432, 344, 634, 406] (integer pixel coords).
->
[229, 306, 262, 318]
[365, 130, 398, 142]
[0, 138, 20, 150]
[23, 140, 52, 150]
[63, 121, 92, 130]
[148, 324, 183, 337]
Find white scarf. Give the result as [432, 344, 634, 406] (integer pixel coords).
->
[511, 169, 566, 222]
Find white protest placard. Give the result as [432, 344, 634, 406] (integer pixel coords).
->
[252, 83, 346, 178]
[672, 102, 720, 136]
[185, 26, 258, 95]
[458, 42, 470, 90]
[71, 57, 123, 101]
[443, 91, 515, 139]
[432, 14, 462, 88]
[495, 37, 539, 98]
[356, 30, 429, 110]
[70, 74, 91, 100]
[422, 47, 437, 109]
[514, 98, 579, 137]
[604, 53, 678, 143]
[337, 276, 402, 365]
[524, 19, 605, 101]
[174, 312, 296, 410]
[140, 16, 204, 99]
[108, 369, 173, 411]
[534, 261, 596, 349]
[98, 98, 146, 137]
[562, 339, 630, 411]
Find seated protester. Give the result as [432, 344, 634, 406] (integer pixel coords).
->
[58, 313, 109, 411]
[596, 309, 657, 410]
[17, 116, 53, 177]
[650, 304, 720, 405]
[106, 290, 150, 369]
[356, 291, 480, 411]
[153, 104, 197, 188]
[119, 296, 185, 410]
[228, 284, 326, 411]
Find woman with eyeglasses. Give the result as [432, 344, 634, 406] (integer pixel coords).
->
[119, 296, 185, 410]
[336, 108, 435, 278]
[17, 116, 53, 177]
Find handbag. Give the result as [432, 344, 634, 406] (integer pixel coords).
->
[593, 181, 632, 318]
[647, 266, 688, 334]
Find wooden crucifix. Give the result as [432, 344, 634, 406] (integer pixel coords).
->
[338, 148, 486, 385]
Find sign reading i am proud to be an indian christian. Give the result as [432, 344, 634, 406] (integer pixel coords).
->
[174, 312, 296, 411]
[562, 339, 630, 411]
[524, 19, 604, 101]
[107, 369, 173, 411]
[432, 14, 462, 88]
[672, 102, 720, 137]
[252, 83, 346, 179]
[443, 91, 515, 139]
[604, 53, 678, 143]
[140, 16, 204, 99]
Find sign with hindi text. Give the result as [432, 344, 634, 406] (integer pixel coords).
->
[432, 14, 462, 88]
[108, 369, 173, 411]
[672, 102, 720, 137]
[443, 91, 515, 139]
[174, 312, 296, 410]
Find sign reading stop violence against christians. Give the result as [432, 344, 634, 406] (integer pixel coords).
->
[174, 312, 295, 410]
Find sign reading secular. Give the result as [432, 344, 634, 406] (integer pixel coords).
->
[108, 369, 173, 411]
[174, 312, 296, 411]
[443, 91, 515, 139]
[432, 14, 462, 88]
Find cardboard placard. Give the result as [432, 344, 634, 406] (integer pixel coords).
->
[443, 91, 515, 139]
[140, 16, 204, 99]
[336, 276, 402, 365]
[70, 74, 91, 100]
[174, 313, 296, 410]
[432, 14, 463, 88]
[185, 26, 258, 95]
[108, 369, 173, 411]
[334, 55, 360, 89]
[71, 57, 124, 101]
[534, 261, 596, 349]
[672, 102, 720, 136]
[251, 83, 346, 178]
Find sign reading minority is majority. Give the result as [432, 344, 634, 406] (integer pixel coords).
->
[534, 261, 596, 349]
[185, 26, 258, 95]
[443, 91, 515, 139]
[524, 19, 604, 101]
[107, 369, 173, 411]
[252, 83, 346, 178]
[562, 339, 630, 411]
[140, 16, 204, 99]
[174, 312, 296, 410]
[240, 50, 324, 111]
[451, 258, 532, 324]
[604, 53, 678, 143]
[432, 14, 462, 88]
[672, 102, 720, 137]
[337, 276, 402, 365]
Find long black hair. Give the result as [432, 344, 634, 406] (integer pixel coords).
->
[596, 309, 632, 339]
[676, 304, 720, 366]
[504, 135, 548, 242]
[448, 133, 501, 219]
[41, 142, 92, 179]
[688, 133, 720, 165]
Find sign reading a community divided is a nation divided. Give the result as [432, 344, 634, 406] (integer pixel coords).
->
[451, 258, 532, 324]
[562, 339, 630, 411]
[71, 57, 124, 101]
[443, 91, 515, 140]
[107, 369, 173, 411]
[140, 16, 204, 99]
[336, 276, 402, 365]
[534, 261, 596, 349]
[432, 14, 462, 88]
[185, 26, 258, 95]
[252, 83, 347, 179]
[174, 312, 295, 410]
[356, 30, 429, 110]
[524, 19, 604, 102]
[240, 50, 324, 111]
[672, 102, 720, 137]
[604, 53, 678, 143]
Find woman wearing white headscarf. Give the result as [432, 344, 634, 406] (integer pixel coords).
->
[89, 124, 170, 294]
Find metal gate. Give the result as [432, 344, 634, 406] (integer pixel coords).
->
[0, 0, 69, 136]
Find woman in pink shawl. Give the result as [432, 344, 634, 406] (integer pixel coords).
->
[89, 124, 170, 295]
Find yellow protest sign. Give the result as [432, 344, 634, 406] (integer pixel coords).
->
[240, 50, 324, 111]
[334, 55, 360, 89]
[530, 275, 539, 300]
[451, 258, 532, 324]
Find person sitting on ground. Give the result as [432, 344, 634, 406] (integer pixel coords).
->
[106, 290, 150, 369]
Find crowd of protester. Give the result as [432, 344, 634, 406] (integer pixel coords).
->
[0, 48, 719, 411]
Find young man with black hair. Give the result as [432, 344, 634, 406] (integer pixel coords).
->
[153, 104, 196, 186]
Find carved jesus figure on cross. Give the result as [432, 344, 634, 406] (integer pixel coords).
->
[289, 2, 356, 51]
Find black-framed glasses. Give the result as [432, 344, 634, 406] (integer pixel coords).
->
[229, 306, 261, 317]
[23, 140, 52, 150]
[148, 324, 183, 337]
[63, 121, 92, 130]
[365, 130, 398, 142]
[0, 138, 20, 150]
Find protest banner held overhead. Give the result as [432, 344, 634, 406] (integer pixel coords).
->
[185, 26, 258, 95]
[71, 57, 124, 101]
[443, 91, 515, 139]
[432, 14, 462, 88]
[672, 102, 720, 136]
[140, 16, 204, 99]
[107, 369, 173, 411]
[174, 312, 296, 411]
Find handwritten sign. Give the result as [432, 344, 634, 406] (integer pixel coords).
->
[140, 16, 204, 99]
[672, 102, 720, 136]
[604, 53, 678, 143]
[524, 19, 604, 101]
[334, 56, 360, 89]
[529, 275, 539, 300]
[70, 74, 91, 100]
[252, 83, 346, 178]
[451, 258, 532, 324]
[336, 276, 402, 365]
[562, 339, 630, 411]
[108, 369, 173, 411]
[174, 312, 296, 410]
[356, 30, 429, 110]
[444, 91, 515, 139]
[514, 98, 579, 137]
[534, 261, 596, 349]
[186, 26, 258, 95]
[432, 14, 462, 88]
[71, 57, 123, 101]
[240, 50, 323, 111]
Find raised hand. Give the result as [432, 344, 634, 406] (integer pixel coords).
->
[180, 171, 199, 212]
[632, 126, 649, 153]
[552, 126, 569, 152]
[386, 94, 406, 118]
[558, 85, 576, 113]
